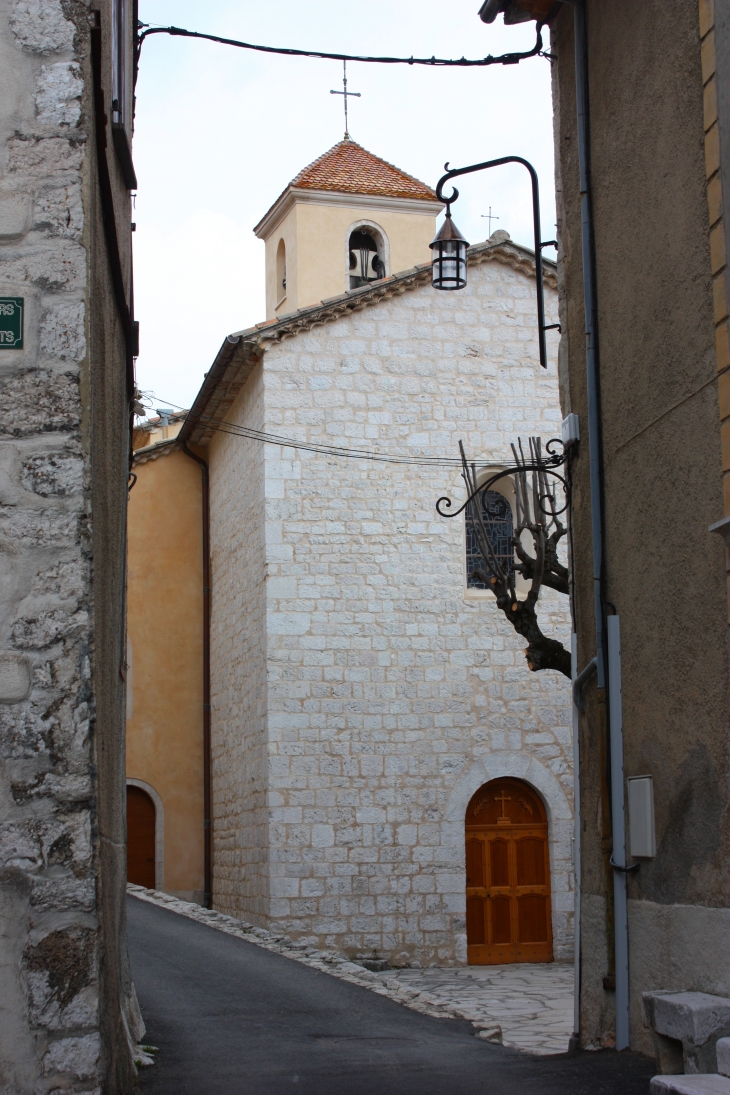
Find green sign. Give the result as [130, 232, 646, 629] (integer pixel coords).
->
[0, 298, 23, 349]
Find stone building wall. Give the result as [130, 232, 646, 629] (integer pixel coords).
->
[209, 247, 574, 965]
[552, 0, 730, 1053]
[0, 2, 137, 1090]
[209, 364, 272, 922]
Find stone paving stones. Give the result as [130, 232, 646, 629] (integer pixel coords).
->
[378, 963, 575, 1055]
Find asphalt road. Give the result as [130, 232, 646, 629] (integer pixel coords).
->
[128, 895, 655, 1095]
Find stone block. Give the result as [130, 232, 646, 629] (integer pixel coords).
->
[0, 190, 32, 241]
[0, 370, 80, 436]
[644, 992, 730, 1074]
[35, 62, 83, 128]
[0, 654, 31, 702]
[650, 1078, 730, 1095]
[718, 1038, 730, 1078]
[9, 0, 76, 55]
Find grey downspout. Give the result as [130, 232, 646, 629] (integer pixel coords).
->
[182, 443, 212, 910]
[607, 616, 630, 1049]
[570, 635, 582, 1051]
[572, 2, 630, 1050]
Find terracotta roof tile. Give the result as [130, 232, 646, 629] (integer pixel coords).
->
[289, 140, 438, 202]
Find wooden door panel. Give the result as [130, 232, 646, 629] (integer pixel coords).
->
[466, 838, 484, 887]
[515, 836, 546, 885]
[466, 779, 553, 966]
[517, 894, 549, 943]
[490, 894, 512, 945]
[488, 837, 510, 887]
[466, 896, 486, 944]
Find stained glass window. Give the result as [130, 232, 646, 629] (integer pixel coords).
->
[466, 490, 514, 589]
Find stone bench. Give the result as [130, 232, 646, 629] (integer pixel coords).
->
[650, 1077, 730, 1095]
[644, 993, 730, 1075]
[650, 1031, 730, 1094]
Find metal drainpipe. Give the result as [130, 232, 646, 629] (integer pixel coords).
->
[571, 1, 630, 1050]
[182, 443, 212, 910]
[570, 634, 581, 1051]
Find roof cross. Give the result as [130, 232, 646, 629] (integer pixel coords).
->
[481, 206, 500, 236]
[330, 60, 361, 140]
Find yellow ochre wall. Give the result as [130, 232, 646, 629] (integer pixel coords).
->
[126, 444, 205, 903]
[264, 200, 440, 318]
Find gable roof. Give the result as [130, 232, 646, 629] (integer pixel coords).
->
[180, 235, 557, 448]
[289, 140, 438, 202]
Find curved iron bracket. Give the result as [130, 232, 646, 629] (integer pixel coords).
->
[435, 155, 555, 369]
[435, 438, 567, 521]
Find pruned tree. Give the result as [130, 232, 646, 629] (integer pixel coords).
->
[437, 437, 571, 678]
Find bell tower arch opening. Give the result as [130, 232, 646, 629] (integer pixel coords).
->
[347, 222, 388, 289]
[275, 238, 287, 307]
[465, 777, 553, 965]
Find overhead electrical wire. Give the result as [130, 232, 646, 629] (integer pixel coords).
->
[138, 397, 495, 470]
[135, 22, 546, 69]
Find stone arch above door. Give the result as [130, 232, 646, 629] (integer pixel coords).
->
[442, 752, 574, 964]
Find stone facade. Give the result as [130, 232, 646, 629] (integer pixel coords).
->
[551, 0, 730, 1055]
[0, 2, 138, 1091]
[201, 241, 574, 966]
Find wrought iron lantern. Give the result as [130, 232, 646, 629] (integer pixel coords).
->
[430, 210, 469, 291]
[430, 156, 560, 368]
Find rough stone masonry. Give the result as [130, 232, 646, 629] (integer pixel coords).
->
[0, 2, 138, 1092]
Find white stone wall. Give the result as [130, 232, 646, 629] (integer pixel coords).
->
[210, 252, 573, 964]
[209, 363, 272, 920]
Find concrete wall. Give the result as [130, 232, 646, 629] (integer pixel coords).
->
[208, 247, 574, 965]
[126, 445, 205, 903]
[552, 0, 730, 1053]
[262, 197, 439, 319]
[0, 1, 137, 1089]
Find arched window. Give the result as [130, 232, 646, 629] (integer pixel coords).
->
[276, 238, 286, 303]
[466, 490, 514, 589]
[348, 229, 385, 289]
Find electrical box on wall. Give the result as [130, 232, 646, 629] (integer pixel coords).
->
[561, 413, 580, 448]
[628, 775, 656, 858]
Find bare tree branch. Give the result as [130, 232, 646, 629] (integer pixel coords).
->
[457, 437, 571, 678]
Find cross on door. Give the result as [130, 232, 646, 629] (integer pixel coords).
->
[494, 790, 512, 819]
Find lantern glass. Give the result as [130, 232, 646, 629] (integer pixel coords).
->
[430, 215, 468, 291]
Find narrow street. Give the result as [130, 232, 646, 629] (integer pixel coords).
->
[128, 896, 654, 1095]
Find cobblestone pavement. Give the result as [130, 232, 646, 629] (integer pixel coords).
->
[378, 964, 575, 1055]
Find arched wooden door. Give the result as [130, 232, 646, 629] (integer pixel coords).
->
[465, 778, 553, 964]
[127, 785, 156, 888]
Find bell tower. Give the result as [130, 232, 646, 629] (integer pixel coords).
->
[254, 140, 443, 319]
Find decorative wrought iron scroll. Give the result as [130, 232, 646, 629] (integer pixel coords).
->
[436, 437, 571, 678]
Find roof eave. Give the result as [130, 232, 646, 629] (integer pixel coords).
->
[254, 186, 444, 241]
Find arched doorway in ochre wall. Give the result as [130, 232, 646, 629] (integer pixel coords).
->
[465, 777, 553, 965]
[127, 785, 156, 888]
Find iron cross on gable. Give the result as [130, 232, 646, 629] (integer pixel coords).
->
[495, 789, 512, 819]
[331, 60, 361, 140]
[481, 206, 500, 235]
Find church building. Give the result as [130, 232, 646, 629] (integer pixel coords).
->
[127, 139, 574, 968]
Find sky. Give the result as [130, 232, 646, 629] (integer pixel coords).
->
[132, 1, 556, 414]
